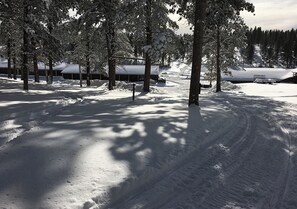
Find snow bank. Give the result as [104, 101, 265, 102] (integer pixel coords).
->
[210, 81, 241, 92]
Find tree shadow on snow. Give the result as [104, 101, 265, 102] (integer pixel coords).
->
[89, 92, 297, 209]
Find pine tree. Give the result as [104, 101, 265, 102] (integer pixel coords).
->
[22, 0, 29, 90]
[0, 0, 20, 79]
[204, 0, 252, 92]
[124, 0, 177, 92]
[43, 0, 71, 84]
[246, 31, 255, 65]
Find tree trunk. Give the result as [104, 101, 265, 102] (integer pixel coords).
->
[32, 37, 39, 82]
[188, 0, 207, 106]
[48, 56, 53, 84]
[161, 53, 165, 67]
[7, 38, 12, 79]
[86, 25, 91, 86]
[133, 45, 138, 64]
[12, 53, 17, 80]
[22, 0, 29, 90]
[216, 27, 221, 92]
[33, 54, 39, 83]
[143, 0, 152, 92]
[167, 55, 171, 66]
[106, 22, 116, 90]
[48, 23, 53, 84]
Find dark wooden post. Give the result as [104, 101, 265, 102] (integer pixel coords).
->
[132, 83, 136, 101]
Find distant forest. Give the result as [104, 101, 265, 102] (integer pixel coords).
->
[244, 27, 297, 68]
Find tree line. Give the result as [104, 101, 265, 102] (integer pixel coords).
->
[245, 27, 297, 68]
[0, 0, 254, 106]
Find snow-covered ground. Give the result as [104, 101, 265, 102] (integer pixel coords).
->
[0, 68, 296, 209]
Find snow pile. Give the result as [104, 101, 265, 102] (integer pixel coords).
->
[166, 61, 191, 76]
[210, 81, 241, 92]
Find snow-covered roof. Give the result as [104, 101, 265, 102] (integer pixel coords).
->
[37, 62, 68, 71]
[37, 62, 48, 70]
[0, 59, 7, 68]
[0, 60, 69, 71]
[61, 64, 80, 74]
[54, 62, 68, 71]
[61, 64, 160, 76]
[223, 68, 294, 82]
[113, 65, 159, 76]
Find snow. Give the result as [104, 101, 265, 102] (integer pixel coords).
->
[0, 59, 8, 68]
[236, 83, 297, 104]
[0, 67, 297, 209]
[223, 68, 295, 82]
[60, 64, 159, 76]
[60, 64, 81, 74]
[114, 65, 159, 76]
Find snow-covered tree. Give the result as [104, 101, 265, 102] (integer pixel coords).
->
[173, 0, 253, 104]
[0, 0, 21, 79]
[42, 0, 72, 84]
[204, 15, 248, 92]
[204, 0, 253, 92]
[124, 0, 177, 92]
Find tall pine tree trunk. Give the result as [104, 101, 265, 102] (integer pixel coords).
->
[12, 43, 17, 80]
[133, 45, 138, 64]
[48, 56, 53, 84]
[13, 56, 17, 80]
[48, 23, 53, 84]
[106, 21, 116, 90]
[22, 0, 29, 90]
[7, 38, 12, 79]
[188, 0, 207, 106]
[32, 37, 39, 82]
[86, 24, 91, 86]
[216, 27, 221, 92]
[143, 0, 152, 92]
[33, 54, 39, 83]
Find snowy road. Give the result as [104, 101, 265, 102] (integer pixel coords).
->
[0, 76, 296, 209]
[98, 91, 297, 209]
[90, 74, 297, 208]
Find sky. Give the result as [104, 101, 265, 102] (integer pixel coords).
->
[241, 0, 297, 30]
[171, 0, 297, 34]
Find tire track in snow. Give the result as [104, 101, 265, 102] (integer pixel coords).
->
[163, 101, 258, 209]
[98, 94, 296, 209]
[100, 99, 255, 209]
[270, 103, 297, 209]
[201, 96, 294, 209]
[260, 111, 292, 209]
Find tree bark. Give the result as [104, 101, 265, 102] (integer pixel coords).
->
[33, 54, 39, 83]
[106, 22, 116, 90]
[48, 23, 53, 84]
[22, 0, 29, 90]
[7, 38, 12, 79]
[143, 0, 152, 92]
[216, 27, 221, 92]
[188, 0, 207, 106]
[48, 55, 53, 84]
[32, 37, 39, 82]
[86, 24, 91, 86]
[12, 50, 17, 80]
